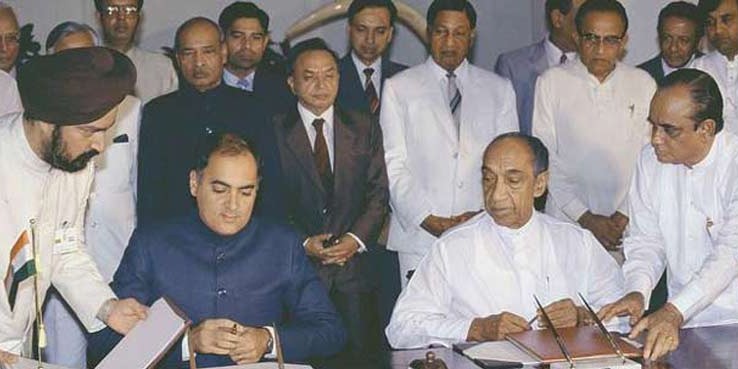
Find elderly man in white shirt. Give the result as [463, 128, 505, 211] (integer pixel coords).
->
[533, 0, 656, 254]
[381, 0, 517, 286]
[386, 133, 624, 349]
[0, 69, 19, 116]
[692, 0, 738, 134]
[599, 69, 738, 361]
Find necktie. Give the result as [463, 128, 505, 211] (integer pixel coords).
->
[364, 68, 380, 115]
[237, 78, 252, 91]
[312, 118, 333, 193]
[560, 53, 568, 65]
[447, 72, 462, 132]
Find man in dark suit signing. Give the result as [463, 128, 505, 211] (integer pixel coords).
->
[337, 0, 406, 116]
[638, 1, 703, 81]
[273, 38, 389, 367]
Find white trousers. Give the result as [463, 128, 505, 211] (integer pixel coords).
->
[42, 291, 87, 369]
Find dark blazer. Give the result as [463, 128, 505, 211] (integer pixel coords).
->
[272, 106, 389, 293]
[495, 39, 550, 135]
[87, 214, 346, 368]
[337, 54, 406, 114]
[252, 65, 296, 117]
[638, 52, 704, 81]
[136, 83, 284, 226]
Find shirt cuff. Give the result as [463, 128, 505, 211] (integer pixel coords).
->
[626, 276, 654, 310]
[263, 326, 277, 358]
[562, 199, 589, 223]
[347, 232, 367, 253]
[181, 331, 191, 361]
[669, 283, 704, 321]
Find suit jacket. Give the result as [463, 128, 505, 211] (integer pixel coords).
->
[637, 52, 703, 81]
[337, 54, 407, 114]
[380, 57, 518, 260]
[495, 38, 550, 134]
[252, 65, 296, 117]
[87, 214, 346, 368]
[272, 106, 389, 293]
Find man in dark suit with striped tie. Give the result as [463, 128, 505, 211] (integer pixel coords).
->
[337, 0, 407, 116]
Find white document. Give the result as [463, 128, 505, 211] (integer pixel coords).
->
[1, 356, 73, 369]
[463, 340, 539, 365]
[211, 364, 312, 369]
[96, 297, 190, 369]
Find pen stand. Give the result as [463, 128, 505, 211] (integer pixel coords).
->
[409, 351, 449, 369]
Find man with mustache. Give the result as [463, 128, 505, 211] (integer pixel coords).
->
[533, 0, 655, 258]
[218, 2, 293, 115]
[0, 47, 147, 365]
[137, 17, 284, 227]
[0, 2, 19, 77]
[380, 0, 518, 287]
[95, 0, 178, 102]
[693, 0, 738, 134]
[599, 69, 738, 361]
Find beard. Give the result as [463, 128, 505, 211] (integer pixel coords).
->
[43, 126, 99, 172]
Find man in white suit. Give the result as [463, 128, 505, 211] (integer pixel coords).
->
[380, 0, 518, 286]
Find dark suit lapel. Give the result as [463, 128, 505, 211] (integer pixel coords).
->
[283, 109, 326, 193]
[341, 55, 370, 111]
[332, 108, 356, 200]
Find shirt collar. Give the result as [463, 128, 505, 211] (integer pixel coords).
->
[427, 56, 469, 83]
[572, 56, 620, 86]
[717, 51, 738, 67]
[661, 54, 696, 76]
[544, 34, 575, 67]
[12, 113, 51, 173]
[351, 51, 382, 75]
[691, 131, 724, 171]
[486, 210, 538, 243]
[223, 68, 256, 91]
[297, 103, 334, 128]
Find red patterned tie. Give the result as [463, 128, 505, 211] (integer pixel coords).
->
[364, 68, 380, 114]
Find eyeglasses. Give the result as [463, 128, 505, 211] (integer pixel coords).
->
[0, 32, 19, 45]
[104, 5, 139, 17]
[581, 33, 623, 48]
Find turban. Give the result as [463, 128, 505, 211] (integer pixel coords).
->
[17, 47, 136, 126]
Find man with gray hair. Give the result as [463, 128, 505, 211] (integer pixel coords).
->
[0, 2, 19, 76]
[40, 21, 143, 368]
[386, 133, 624, 348]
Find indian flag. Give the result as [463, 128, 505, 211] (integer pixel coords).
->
[4, 231, 36, 310]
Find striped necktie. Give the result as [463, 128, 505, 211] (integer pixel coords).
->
[364, 68, 380, 115]
[447, 72, 462, 132]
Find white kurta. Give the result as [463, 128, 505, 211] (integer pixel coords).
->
[385, 212, 624, 349]
[0, 113, 115, 354]
[380, 57, 518, 275]
[533, 58, 655, 222]
[125, 46, 178, 103]
[623, 132, 738, 328]
[693, 52, 738, 135]
[0, 69, 20, 117]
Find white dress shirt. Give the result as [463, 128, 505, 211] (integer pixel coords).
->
[125, 46, 178, 103]
[623, 132, 738, 328]
[352, 52, 382, 94]
[533, 58, 656, 222]
[543, 35, 575, 67]
[0, 69, 20, 116]
[386, 211, 625, 349]
[693, 51, 738, 135]
[661, 55, 696, 77]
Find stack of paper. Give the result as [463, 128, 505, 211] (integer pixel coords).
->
[462, 340, 539, 366]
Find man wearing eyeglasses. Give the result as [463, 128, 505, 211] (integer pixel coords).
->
[0, 3, 19, 77]
[693, 0, 738, 135]
[532, 0, 656, 258]
[95, 0, 178, 103]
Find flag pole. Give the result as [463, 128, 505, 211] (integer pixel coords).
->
[30, 219, 45, 369]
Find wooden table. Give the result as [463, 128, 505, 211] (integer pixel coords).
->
[383, 323, 738, 369]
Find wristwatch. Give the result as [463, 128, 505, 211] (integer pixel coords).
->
[263, 327, 274, 354]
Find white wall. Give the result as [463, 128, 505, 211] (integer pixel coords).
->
[4, 0, 697, 70]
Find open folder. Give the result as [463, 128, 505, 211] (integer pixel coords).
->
[2, 297, 190, 369]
